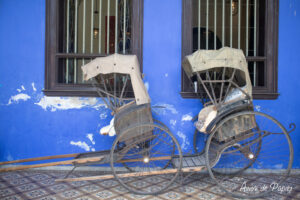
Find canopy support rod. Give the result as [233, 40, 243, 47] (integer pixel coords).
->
[119, 75, 129, 104]
[206, 71, 217, 104]
[92, 80, 114, 111]
[222, 69, 236, 104]
[196, 72, 216, 107]
[100, 75, 115, 110]
[219, 67, 226, 103]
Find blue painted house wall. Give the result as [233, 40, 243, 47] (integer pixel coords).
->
[0, 0, 299, 168]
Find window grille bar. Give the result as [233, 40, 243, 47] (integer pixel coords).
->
[198, 0, 201, 49]
[238, 0, 241, 49]
[107, 0, 110, 54]
[115, 0, 118, 53]
[206, 0, 209, 50]
[246, 0, 249, 56]
[230, 0, 232, 47]
[99, 0, 102, 53]
[66, 0, 70, 83]
[214, 0, 216, 50]
[222, 0, 225, 47]
[82, 0, 86, 82]
[123, 0, 127, 54]
[83, 0, 86, 53]
[90, 0, 94, 53]
[253, 0, 257, 86]
[74, 0, 78, 83]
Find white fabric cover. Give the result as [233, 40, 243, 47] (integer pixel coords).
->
[100, 118, 116, 137]
[182, 47, 252, 97]
[195, 105, 217, 133]
[81, 54, 150, 105]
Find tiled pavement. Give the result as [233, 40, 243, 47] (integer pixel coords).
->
[0, 170, 299, 200]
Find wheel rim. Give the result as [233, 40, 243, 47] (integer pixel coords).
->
[205, 111, 293, 199]
[111, 123, 182, 195]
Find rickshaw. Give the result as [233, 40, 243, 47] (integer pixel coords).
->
[182, 47, 294, 198]
[0, 49, 295, 199]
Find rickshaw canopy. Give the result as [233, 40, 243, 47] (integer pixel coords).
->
[82, 54, 150, 105]
[182, 47, 252, 97]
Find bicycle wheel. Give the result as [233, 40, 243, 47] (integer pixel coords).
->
[205, 111, 293, 199]
[110, 123, 182, 195]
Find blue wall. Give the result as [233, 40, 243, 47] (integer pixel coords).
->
[0, 0, 299, 168]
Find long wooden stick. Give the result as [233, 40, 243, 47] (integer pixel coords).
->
[0, 156, 103, 173]
[56, 166, 205, 182]
[0, 153, 80, 166]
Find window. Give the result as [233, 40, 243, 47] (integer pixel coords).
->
[181, 0, 279, 99]
[45, 0, 143, 96]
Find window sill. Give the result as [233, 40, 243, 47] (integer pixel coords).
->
[180, 92, 279, 100]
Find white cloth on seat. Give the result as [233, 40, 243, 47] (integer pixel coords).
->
[100, 118, 116, 136]
[195, 105, 217, 133]
[224, 86, 247, 104]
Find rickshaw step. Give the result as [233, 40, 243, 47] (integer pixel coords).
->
[173, 146, 219, 168]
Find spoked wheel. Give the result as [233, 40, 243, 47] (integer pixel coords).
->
[118, 119, 173, 172]
[205, 111, 293, 199]
[110, 123, 182, 195]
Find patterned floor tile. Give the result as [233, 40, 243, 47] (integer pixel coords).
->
[111, 196, 130, 200]
[0, 170, 299, 200]
[0, 188, 15, 197]
[75, 196, 96, 200]
[99, 179, 119, 187]
[126, 193, 148, 199]
[162, 191, 183, 200]
[177, 185, 197, 194]
[16, 183, 39, 192]
[1, 195, 23, 200]
[1, 173, 22, 181]
[37, 195, 58, 200]
[24, 189, 48, 199]
[93, 190, 115, 199]
[0, 182, 9, 189]
[188, 180, 210, 190]
[8, 177, 30, 186]
[206, 185, 227, 195]
[69, 180, 89, 187]
[39, 178, 56, 186]
[59, 189, 82, 198]
[197, 191, 218, 200]
[48, 183, 70, 192]
[80, 184, 101, 193]
[30, 173, 51, 181]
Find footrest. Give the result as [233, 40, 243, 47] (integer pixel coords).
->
[74, 150, 111, 166]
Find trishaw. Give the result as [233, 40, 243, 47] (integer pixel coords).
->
[0, 48, 295, 199]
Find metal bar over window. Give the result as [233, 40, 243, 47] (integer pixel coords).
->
[99, 0, 102, 53]
[82, 0, 86, 54]
[90, 0, 94, 53]
[246, 0, 249, 56]
[230, 0, 232, 47]
[206, 0, 209, 50]
[74, 0, 78, 83]
[238, 0, 241, 49]
[107, 0, 110, 54]
[66, 0, 70, 83]
[198, 0, 201, 49]
[123, 0, 127, 54]
[253, 0, 257, 86]
[214, 0, 216, 50]
[115, 0, 118, 53]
